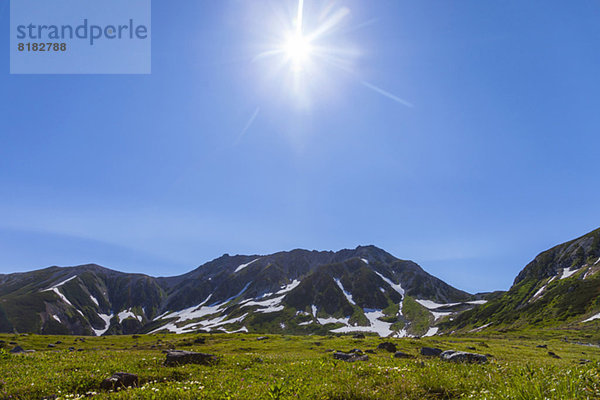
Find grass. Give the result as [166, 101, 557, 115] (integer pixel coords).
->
[0, 332, 599, 399]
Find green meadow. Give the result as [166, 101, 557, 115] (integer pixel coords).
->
[1, 331, 599, 400]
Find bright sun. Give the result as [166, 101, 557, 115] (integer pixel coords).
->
[284, 34, 312, 71]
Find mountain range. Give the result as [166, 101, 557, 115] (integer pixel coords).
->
[0, 246, 488, 337]
[2, 227, 598, 337]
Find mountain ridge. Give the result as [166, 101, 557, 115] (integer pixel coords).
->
[440, 227, 600, 333]
[0, 245, 484, 337]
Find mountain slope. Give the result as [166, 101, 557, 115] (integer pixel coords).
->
[440, 227, 600, 333]
[0, 246, 483, 337]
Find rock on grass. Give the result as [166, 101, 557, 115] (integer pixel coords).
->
[420, 347, 443, 356]
[164, 350, 218, 366]
[440, 350, 487, 364]
[100, 372, 138, 390]
[377, 342, 397, 353]
[333, 351, 369, 362]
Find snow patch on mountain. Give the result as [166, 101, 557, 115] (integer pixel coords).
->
[317, 316, 349, 325]
[152, 313, 248, 334]
[222, 281, 252, 303]
[583, 312, 600, 322]
[468, 322, 492, 333]
[423, 327, 439, 337]
[417, 299, 487, 309]
[468, 300, 487, 305]
[234, 258, 260, 273]
[241, 295, 285, 313]
[561, 267, 578, 279]
[118, 309, 142, 323]
[274, 280, 301, 295]
[46, 288, 74, 307]
[334, 278, 356, 305]
[375, 272, 405, 296]
[416, 299, 459, 309]
[93, 313, 113, 336]
[530, 285, 546, 302]
[329, 309, 404, 337]
[158, 302, 223, 324]
[44, 275, 77, 291]
[431, 311, 451, 321]
[224, 326, 248, 334]
[42, 276, 80, 308]
[89, 295, 99, 306]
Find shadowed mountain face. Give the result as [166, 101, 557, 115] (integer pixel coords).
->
[0, 246, 482, 337]
[440, 228, 600, 333]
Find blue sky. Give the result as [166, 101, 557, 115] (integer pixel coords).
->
[1, 0, 599, 293]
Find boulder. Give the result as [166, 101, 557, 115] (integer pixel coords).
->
[420, 347, 443, 356]
[536, 344, 547, 349]
[377, 342, 397, 353]
[440, 350, 487, 364]
[352, 333, 365, 339]
[256, 336, 269, 341]
[194, 337, 206, 344]
[100, 372, 138, 390]
[333, 351, 369, 362]
[394, 351, 415, 359]
[548, 351, 561, 359]
[9, 346, 25, 354]
[164, 350, 218, 366]
[47, 344, 56, 348]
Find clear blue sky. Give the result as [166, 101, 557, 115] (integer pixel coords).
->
[1, 0, 599, 293]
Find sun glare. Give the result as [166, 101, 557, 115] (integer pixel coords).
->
[284, 34, 312, 71]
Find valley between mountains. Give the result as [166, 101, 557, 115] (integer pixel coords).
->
[1, 227, 599, 338]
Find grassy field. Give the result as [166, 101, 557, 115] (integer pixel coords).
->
[0, 331, 599, 399]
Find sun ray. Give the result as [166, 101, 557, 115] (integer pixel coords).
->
[296, 0, 304, 34]
[360, 81, 413, 107]
[235, 107, 261, 145]
[306, 7, 350, 42]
